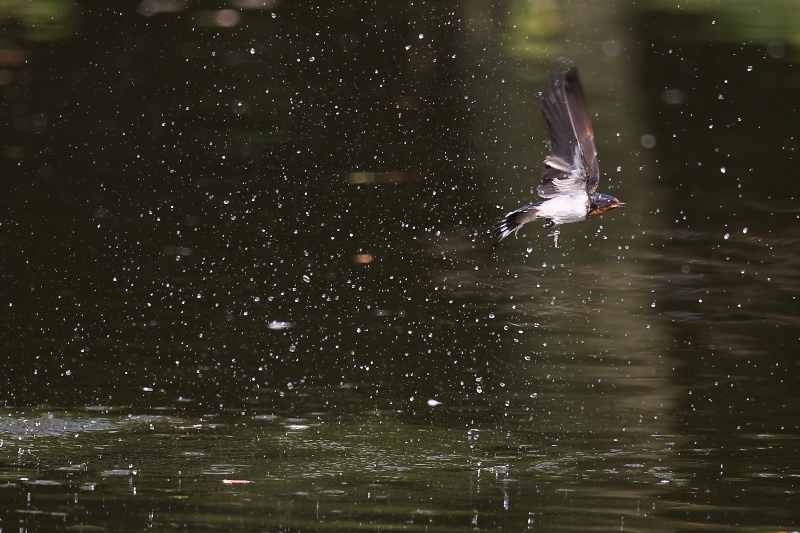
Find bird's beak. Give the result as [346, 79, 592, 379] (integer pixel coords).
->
[616, 202, 626, 208]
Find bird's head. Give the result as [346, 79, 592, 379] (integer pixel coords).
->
[588, 193, 625, 218]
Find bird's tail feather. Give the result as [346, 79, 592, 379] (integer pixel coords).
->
[491, 203, 540, 249]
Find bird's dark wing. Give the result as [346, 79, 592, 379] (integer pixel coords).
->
[537, 68, 601, 198]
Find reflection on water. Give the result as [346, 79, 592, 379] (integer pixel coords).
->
[3, 0, 800, 531]
[0, 409, 171, 439]
[1, 399, 797, 531]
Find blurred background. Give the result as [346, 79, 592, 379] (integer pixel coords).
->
[2, 0, 800, 530]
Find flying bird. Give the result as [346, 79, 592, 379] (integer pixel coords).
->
[492, 68, 624, 249]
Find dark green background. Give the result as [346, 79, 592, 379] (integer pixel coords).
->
[2, 0, 799, 530]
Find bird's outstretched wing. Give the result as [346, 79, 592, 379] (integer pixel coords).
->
[537, 68, 601, 198]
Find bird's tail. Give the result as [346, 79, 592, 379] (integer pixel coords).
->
[491, 203, 540, 249]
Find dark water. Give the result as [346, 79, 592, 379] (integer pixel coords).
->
[2, 1, 800, 531]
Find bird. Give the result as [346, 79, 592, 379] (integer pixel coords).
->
[492, 68, 624, 249]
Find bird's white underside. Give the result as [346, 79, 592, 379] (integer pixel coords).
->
[538, 146, 590, 225]
[537, 193, 589, 225]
